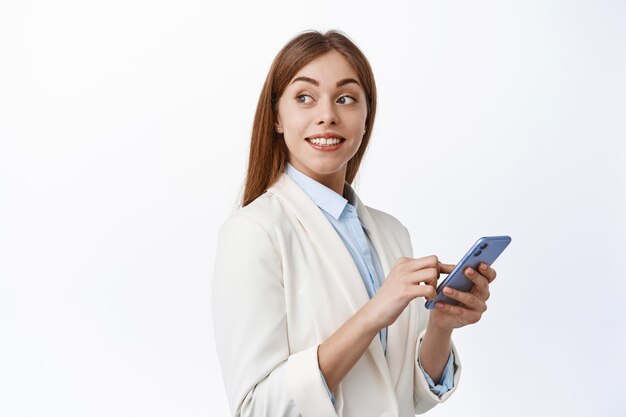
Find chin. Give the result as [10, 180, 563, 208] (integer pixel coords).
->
[306, 161, 348, 176]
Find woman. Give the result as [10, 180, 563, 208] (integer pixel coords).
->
[212, 30, 497, 417]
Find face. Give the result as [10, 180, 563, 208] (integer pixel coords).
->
[275, 50, 368, 193]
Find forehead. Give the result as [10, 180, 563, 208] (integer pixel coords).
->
[290, 50, 360, 87]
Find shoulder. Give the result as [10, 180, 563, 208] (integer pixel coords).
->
[365, 205, 407, 230]
[349, 184, 408, 236]
[213, 194, 285, 287]
[362, 204, 413, 256]
[217, 191, 288, 244]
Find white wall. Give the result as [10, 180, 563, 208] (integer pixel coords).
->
[1, 0, 625, 416]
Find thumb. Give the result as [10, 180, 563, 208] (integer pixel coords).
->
[438, 262, 456, 274]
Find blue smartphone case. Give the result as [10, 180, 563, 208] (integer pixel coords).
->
[424, 236, 512, 309]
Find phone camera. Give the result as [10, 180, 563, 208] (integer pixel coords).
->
[474, 250, 482, 256]
[480, 243, 488, 250]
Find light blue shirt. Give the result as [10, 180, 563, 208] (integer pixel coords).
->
[285, 163, 455, 405]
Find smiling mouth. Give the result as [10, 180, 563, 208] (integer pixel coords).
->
[305, 137, 346, 147]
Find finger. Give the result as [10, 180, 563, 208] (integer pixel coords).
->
[410, 267, 438, 288]
[438, 262, 456, 274]
[406, 255, 439, 272]
[410, 284, 437, 301]
[478, 263, 497, 283]
[435, 301, 482, 325]
[442, 286, 487, 313]
[463, 267, 490, 301]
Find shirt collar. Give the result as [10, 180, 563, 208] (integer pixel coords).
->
[285, 162, 360, 220]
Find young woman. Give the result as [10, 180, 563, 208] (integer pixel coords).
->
[212, 30, 497, 417]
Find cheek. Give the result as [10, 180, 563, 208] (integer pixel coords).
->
[281, 124, 306, 152]
[347, 110, 368, 135]
[281, 110, 306, 134]
[283, 135, 301, 151]
[350, 137, 364, 155]
[348, 102, 368, 124]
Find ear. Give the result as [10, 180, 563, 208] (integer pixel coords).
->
[274, 118, 283, 133]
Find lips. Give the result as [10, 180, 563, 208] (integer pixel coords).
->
[305, 132, 345, 140]
[305, 137, 345, 151]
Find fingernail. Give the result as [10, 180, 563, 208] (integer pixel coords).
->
[466, 268, 475, 276]
[444, 287, 453, 295]
[480, 263, 488, 271]
[437, 303, 445, 309]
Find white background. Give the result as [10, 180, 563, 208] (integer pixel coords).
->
[1, 1, 625, 416]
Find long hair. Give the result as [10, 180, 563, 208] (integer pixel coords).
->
[241, 29, 378, 207]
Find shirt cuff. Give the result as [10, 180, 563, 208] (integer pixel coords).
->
[419, 350, 455, 397]
[319, 368, 336, 407]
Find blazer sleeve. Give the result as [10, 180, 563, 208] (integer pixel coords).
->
[413, 316, 462, 414]
[211, 213, 338, 417]
[396, 224, 463, 414]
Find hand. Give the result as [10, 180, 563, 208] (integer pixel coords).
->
[365, 255, 440, 330]
[428, 262, 497, 331]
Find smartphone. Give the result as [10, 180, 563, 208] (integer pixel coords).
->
[424, 236, 512, 310]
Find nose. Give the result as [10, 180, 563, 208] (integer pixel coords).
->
[315, 97, 339, 126]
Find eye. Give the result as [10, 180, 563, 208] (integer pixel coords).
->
[337, 95, 356, 105]
[296, 94, 314, 104]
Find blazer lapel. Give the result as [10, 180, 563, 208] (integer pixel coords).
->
[268, 173, 370, 313]
[268, 174, 397, 397]
[355, 195, 411, 392]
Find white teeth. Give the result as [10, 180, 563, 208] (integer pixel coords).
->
[308, 137, 342, 146]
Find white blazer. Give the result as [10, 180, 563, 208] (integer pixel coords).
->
[212, 173, 461, 417]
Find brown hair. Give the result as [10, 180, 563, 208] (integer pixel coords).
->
[241, 29, 378, 207]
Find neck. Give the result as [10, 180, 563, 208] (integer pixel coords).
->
[290, 162, 347, 196]
[308, 169, 346, 196]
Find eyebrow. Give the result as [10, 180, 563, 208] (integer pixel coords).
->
[290, 76, 361, 88]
